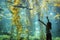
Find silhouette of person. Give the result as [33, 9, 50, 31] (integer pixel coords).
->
[38, 16, 52, 40]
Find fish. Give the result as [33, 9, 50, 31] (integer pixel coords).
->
[14, 4, 26, 8]
[0, 11, 3, 21]
[6, 0, 13, 4]
[13, 4, 33, 10]
[0, 14, 12, 20]
[26, 7, 33, 10]
[0, 8, 3, 11]
[54, 14, 60, 19]
[0, 16, 2, 21]
[5, 13, 12, 17]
